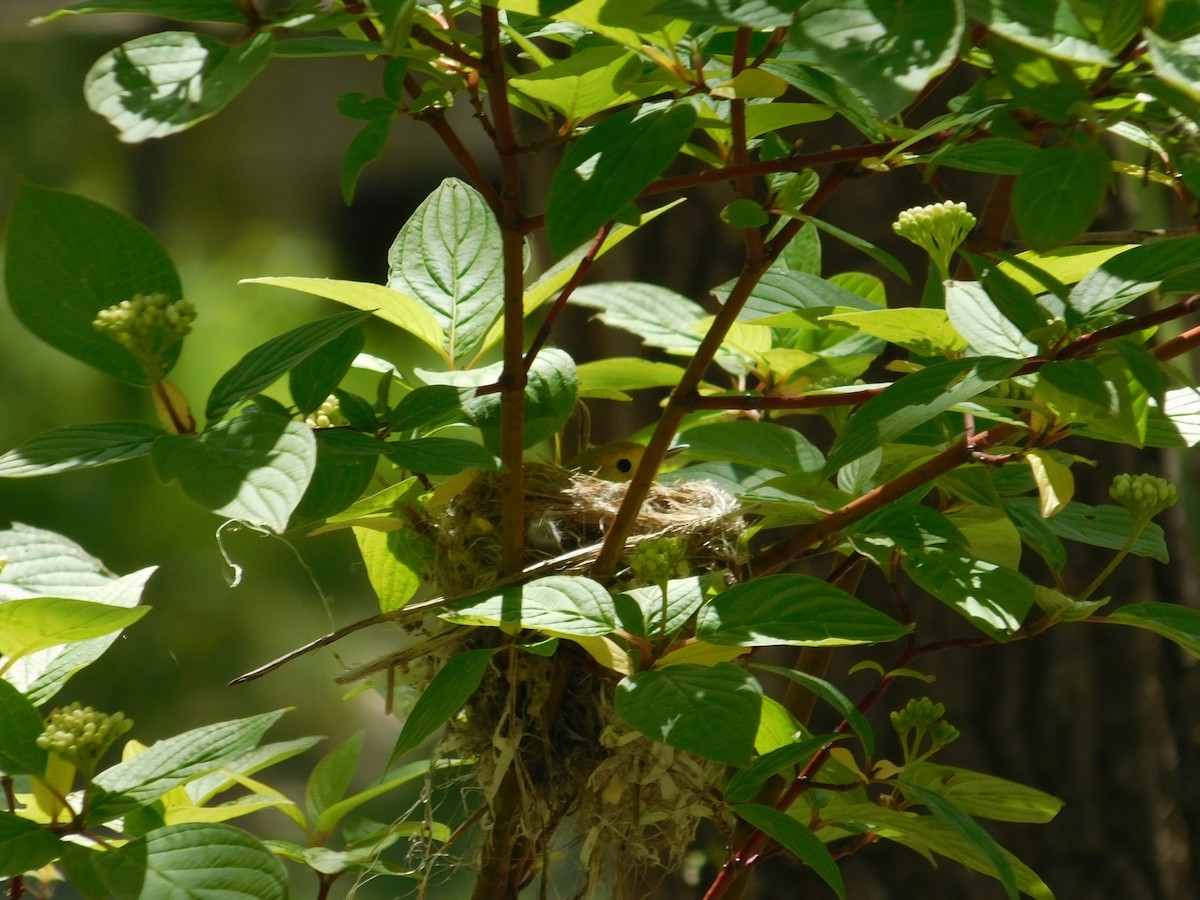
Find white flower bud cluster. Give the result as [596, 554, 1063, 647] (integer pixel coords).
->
[93, 292, 196, 355]
[1109, 473, 1178, 516]
[892, 200, 976, 277]
[305, 394, 347, 429]
[37, 702, 132, 772]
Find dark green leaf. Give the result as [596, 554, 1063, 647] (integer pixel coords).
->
[290, 327, 364, 415]
[4, 183, 181, 386]
[388, 649, 495, 766]
[696, 573, 906, 648]
[547, 102, 697, 258]
[1003, 499, 1068, 571]
[1106, 603, 1200, 659]
[341, 117, 392, 205]
[754, 663, 875, 754]
[386, 437, 497, 475]
[207, 310, 372, 421]
[976, 261, 1052, 335]
[34, 1, 246, 23]
[389, 385, 464, 433]
[987, 37, 1090, 124]
[826, 357, 1020, 472]
[91, 710, 287, 821]
[0, 422, 164, 478]
[733, 803, 845, 897]
[898, 780, 1018, 900]
[1012, 143, 1110, 251]
[85, 32, 273, 142]
[615, 663, 761, 766]
[790, 0, 963, 118]
[387, 178, 504, 364]
[967, 0, 1111, 64]
[903, 548, 1034, 639]
[724, 734, 837, 803]
[927, 137, 1040, 175]
[797, 215, 911, 283]
[651, 0, 799, 27]
[682, 421, 824, 475]
[444, 575, 617, 637]
[1035, 360, 1118, 418]
[306, 733, 363, 825]
[454, 348, 578, 452]
[94, 823, 287, 899]
[151, 413, 316, 532]
[731, 270, 880, 321]
[1005, 497, 1168, 561]
[274, 37, 384, 57]
[0, 679, 48, 775]
[0, 812, 62, 879]
[1067, 234, 1200, 321]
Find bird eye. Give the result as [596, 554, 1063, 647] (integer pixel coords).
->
[616, 457, 633, 473]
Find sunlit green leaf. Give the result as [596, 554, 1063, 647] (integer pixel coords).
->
[1012, 143, 1110, 252]
[734, 803, 845, 897]
[1106, 603, 1200, 659]
[388, 649, 495, 765]
[0, 422, 164, 478]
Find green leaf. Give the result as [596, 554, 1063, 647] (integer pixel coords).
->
[206, 310, 372, 421]
[547, 101, 697, 258]
[944, 281, 1037, 358]
[1067, 234, 1200, 322]
[721, 199, 770, 228]
[733, 803, 845, 897]
[650, 0, 799, 27]
[573, 282, 745, 373]
[744, 102, 834, 139]
[823, 801, 1054, 898]
[4, 183, 182, 386]
[0, 422, 164, 478]
[388, 649, 495, 765]
[753, 662, 875, 754]
[94, 823, 287, 899]
[241, 276, 444, 357]
[734, 270, 881, 321]
[987, 36, 1090, 124]
[451, 348, 578, 452]
[0, 811, 62, 879]
[353, 526, 422, 613]
[796, 215, 911, 283]
[0, 678, 48, 774]
[903, 762, 1063, 824]
[0, 596, 149, 668]
[903, 548, 1034, 639]
[274, 37, 384, 58]
[386, 437, 498, 475]
[926, 137, 1040, 175]
[898, 780, 1018, 900]
[316, 758, 465, 837]
[696, 573, 906, 648]
[387, 178, 504, 364]
[724, 734, 837, 803]
[1025, 449, 1073, 517]
[790, 0, 963, 118]
[509, 46, 645, 121]
[826, 357, 1020, 472]
[443, 575, 616, 637]
[289, 326, 364, 415]
[577, 358, 689, 397]
[617, 576, 713, 642]
[306, 732, 363, 825]
[389, 385, 464, 433]
[1012, 143, 1110, 252]
[185, 737, 323, 807]
[1106, 603, 1200, 659]
[615, 662, 761, 766]
[1145, 30, 1200, 105]
[968, 0, 1112, 64]
[1145, 387, 1200, 449]
[85, 31, 273, 142]
[34, 1, 247, 24]
[682, 421, 824, 475]
[289, 433, 378, 526]
[151, 413, 316, 532]
[341, 117, 392, 205]
[1005, 497, 1167, 561]
[822, 308, 967, 357]
[91, 710, 287, 822]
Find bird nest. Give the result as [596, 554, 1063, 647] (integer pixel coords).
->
[430, 464, 744, 597]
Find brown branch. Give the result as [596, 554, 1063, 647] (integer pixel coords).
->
[411, 22, 479, 71]
[1154, 322, 1200, 361]
[730, 28, 765, 264]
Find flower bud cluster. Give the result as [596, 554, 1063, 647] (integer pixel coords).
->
[892, 200, 976, 277]
[1109, 473, 1177, 517]
[93, 292, 195, 358]
[629, 535, 689, 584]
[305, 394, 347, 429]
[890, 697, 959, 761]
[36, 702, 132, 773]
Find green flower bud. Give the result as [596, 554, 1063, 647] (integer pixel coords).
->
[93, 292, 195, 365]
[629, 535, 689, 584]
[1109, 473, 1177, 518]
[304, 394, 347, 429]
[37, 702, 133, 775]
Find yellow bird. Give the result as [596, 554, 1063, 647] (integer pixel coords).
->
[566, 440, 686, 482]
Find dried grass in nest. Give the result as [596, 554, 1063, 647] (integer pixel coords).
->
[432, 464, 744, 597]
